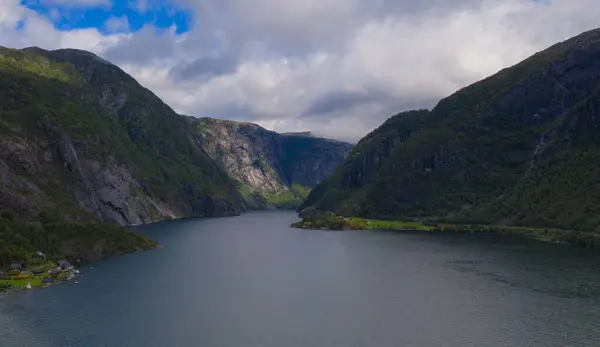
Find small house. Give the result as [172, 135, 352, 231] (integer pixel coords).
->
[32, 251, 46, 261]
[41, 277, 53, 284]
[0, 271, 4, 279]
[9, 263, 24, 275]
[57, 260, 73, 271]
[32, 268, 43, 275]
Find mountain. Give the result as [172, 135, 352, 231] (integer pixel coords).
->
[0, 45, 351, 265]
[188, 117, 352, 209]
[0, 46, 245, 263]
[300, 28, 600, 233]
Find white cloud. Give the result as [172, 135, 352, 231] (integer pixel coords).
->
[104, 16, 130, 33]
[39, 0, 110, 7]
[2, 0, 600, 141]
[0, 0, 125, 53]
[0, 0, 26, 28]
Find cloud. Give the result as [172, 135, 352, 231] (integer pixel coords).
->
[169, 53, 240, 80]
[2, 0, 600, 142]
[0, 0, 124, 54]
[38, 0, 110, 7]
[301, 89, 390, 117]
[103, 15, 130, 33]
[102, 25, 177, 63]
[128, 0, 149, 13]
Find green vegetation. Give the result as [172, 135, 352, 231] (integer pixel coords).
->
[292, 211, 600, 247]
[0, 45, 244, 217]
[291, 184, 311, 199]
[263, 184, 312, 209]
[291, 208, 363, 230]
[0, 261, 57, 290]
[0, 48, 80, 83]
[300, 28, 600, 235]
[0, 210, 157, 267]
[346, 218, 435, 231]
[238, 183, 312, 210]
[293, 208, 435, 231]
[0, 45, 249, 263]
[263, 190, 299, 209]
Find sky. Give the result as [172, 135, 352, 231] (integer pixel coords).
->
[1, 0, 600, 142]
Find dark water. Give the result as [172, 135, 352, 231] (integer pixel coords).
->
[1, 211, 600, 347]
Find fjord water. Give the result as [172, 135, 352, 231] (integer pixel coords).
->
[1, 212, 600, 347]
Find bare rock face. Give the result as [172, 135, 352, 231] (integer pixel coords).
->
[0, 137, 42, 175]
[78, 160, 178, 225]
[192, 119, 286, 194]
[0, 128, 179, 226]
[189, 117, 353, 209]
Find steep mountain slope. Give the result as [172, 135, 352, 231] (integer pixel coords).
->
[188, 117, 352, 209]
[0, 46, 244, 261]
[300, 28, 600, 232]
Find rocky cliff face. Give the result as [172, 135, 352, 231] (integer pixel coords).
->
[301, 28, 600, 232]
[0, 44, 247, 262]
[0, 130, 177, 226]
[189, 117, 352, 209]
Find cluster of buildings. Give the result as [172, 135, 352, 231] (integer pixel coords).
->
[1, 252, 77, 287]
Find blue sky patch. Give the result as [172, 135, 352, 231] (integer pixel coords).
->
[20, 0, 192, 34]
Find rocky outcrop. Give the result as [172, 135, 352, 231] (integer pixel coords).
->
[0, 129, 179, 227]
[190, 119, 286, 195]
[189, 117, 352, 209]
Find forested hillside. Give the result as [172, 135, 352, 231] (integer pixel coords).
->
[300, 28, 600, 233]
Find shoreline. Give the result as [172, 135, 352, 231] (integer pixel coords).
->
[291, 216, 600, 249]
[1, 211, 290, 294]
[1, 245, 165, 295]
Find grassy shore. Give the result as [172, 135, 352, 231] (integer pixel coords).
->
[0, 261, 74, 292]
[291, 215, 600, 248]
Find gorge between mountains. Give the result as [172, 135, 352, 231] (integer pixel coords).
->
[0, 45, 351, 263]
[2, 23, 600, 347]
[4, 27, 600, 270]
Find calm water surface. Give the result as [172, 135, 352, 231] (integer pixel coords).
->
[1, 211, 600, 347]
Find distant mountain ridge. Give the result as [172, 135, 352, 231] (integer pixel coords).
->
[300, 28, 600, 233]
[189, 117, 352, 209]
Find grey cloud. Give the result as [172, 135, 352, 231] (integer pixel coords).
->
[102, 26, 177, 63]
[363, 0, 482, 17]
[13, 0, 598, 141]
[134, 1, 600, 140]
[302, 89, 389, 117]
[175, 0, 486, 57]
[169, 53, 240, 81]
[201, 103, 279, 123]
